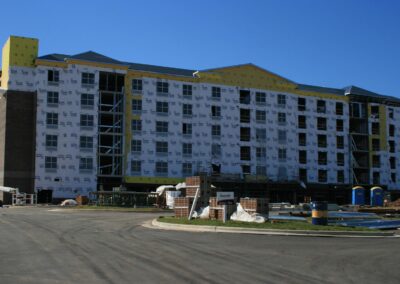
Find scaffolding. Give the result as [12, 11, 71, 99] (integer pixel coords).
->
[98, 72, 125, 189]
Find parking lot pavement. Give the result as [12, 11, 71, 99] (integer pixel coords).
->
[1, 207, 399, 284]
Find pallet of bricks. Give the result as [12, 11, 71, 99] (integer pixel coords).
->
[240, 198, 269, 215]
[185, 175, 213, 208]
[209, 197, 236, 221]
[174, 197, 193, 218]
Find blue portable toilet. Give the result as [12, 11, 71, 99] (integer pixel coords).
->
[370, 186, 383, 207]
[352, 186, 365, 205]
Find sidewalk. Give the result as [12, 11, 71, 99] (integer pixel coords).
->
[149, 218, 399, 238]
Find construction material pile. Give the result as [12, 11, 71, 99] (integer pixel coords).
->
[385, 198, 400, 207]
[173, 176, 269, 222]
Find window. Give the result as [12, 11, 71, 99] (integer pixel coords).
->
[157, 81, 169, 94]
[79, 157, 93, 170]
[80, 114, 94, 127]
[183, 84, 192, 97]
[156, 101, 168, 114]
[46, 113, 58, 127]
[132, 120, 142, 132]
[389, 124, 395, 137]
[256, 110, 266, 123]
[337, 136, 344, 149]
[80, 136, 93, 150]
[278, 130, 286, 143]
[298, 115, 306, 129]
[48, 70, 59, 83]
[182, 143, 192, 156]
[298, 97, 306, 111]
[156, 141, 168, 154]
[156, 121, 168, 133]
[318, 134, 327, 148]
[389, 108, 394, 119]
[212, 87, 221, 99]
[299, 150, 307, 164]
[131, 140, 141, 153]
[81, 72, 95, 85]
[318, 170, 327, 183]
[131, 160, 141, 173]
[239, 90, 251, 104]
[212, 125, 221, 137]
[277, 94, 286, 107]
[132, 99, 142, 112]
[299, 168, 307, 182]
[371, 105, 379, 118]
[337, 153, 344, 166]
[318, 152, 327, 165]
[278, 112, 286, 125]
[278, 148, 286, 161]
[372, 139, 380, 151]
[211, 105, 221, 118]
[255, 92, 266, 104]
[317, 100, 326, 113]
[155, 161, 168, 174]
[132, 79, 143, 92]
[240, 127, 250, 141]
[45, 156, 57, 170]
[336, 119, 344, 132]
[256, 128, 266, 141]
[390, 157, 396, 169]
[182, 104, 192, 116]
[46, 135, 57, 148]
[256, 147, 266, 159]
[337, 170, 344, 183]
[372, 155, 380, 168]
[242, 165, 251, 175]
[47, 92, 59, 105]
[256, 166, 266, 176]
[81, 93, 94, 108]
[391, 173, 396, 183]
[389, 141, 395, 153]
[336, 102, 344, 115]
[299, 133, 306, 146]
[317, 117, 327, 130]
[182, 123, 192, 135]
[350, 102, 367, 118]
[373, 172, 380, 184]
[240, 146, 251, 161]
[182, 163, 192, 175]
[371, 122, 380, 135]
[240, 109, 250, 123]
[212, 144, 222, 157]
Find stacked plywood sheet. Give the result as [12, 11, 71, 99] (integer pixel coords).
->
[240, 198, 269, 214]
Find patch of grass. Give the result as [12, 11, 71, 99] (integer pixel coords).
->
[67, 205, 172, 212]
[158, 216, 379, 232]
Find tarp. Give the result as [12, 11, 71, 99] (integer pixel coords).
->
[0, 186, 18, 193]
[60, 199, 78, 206]
[155, 185, 175, 196]
[166, 191, 181, 209]
[175, 182, 186, 190]
[230, 204, 266, 223]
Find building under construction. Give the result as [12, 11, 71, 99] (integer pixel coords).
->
[1, 35, 400, 204]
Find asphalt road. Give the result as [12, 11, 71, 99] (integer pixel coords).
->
[0, 207, 399, 284]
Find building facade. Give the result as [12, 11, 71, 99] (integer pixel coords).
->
[1, 36, 400, 203]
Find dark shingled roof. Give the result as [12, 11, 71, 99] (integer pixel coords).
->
[125, 62, 196, 77]
[297, 84, 345, 96]
[69, 51, 124, 65]
[344, 85, 400, 104]
[37, 53, 70, 62]
[38, 51, 195, 77]
[37, 51, 399, 102]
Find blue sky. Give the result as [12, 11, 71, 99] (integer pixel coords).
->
[1, 0, 399, 97]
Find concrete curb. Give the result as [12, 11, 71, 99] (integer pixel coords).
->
[150, 219, 399, 238]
